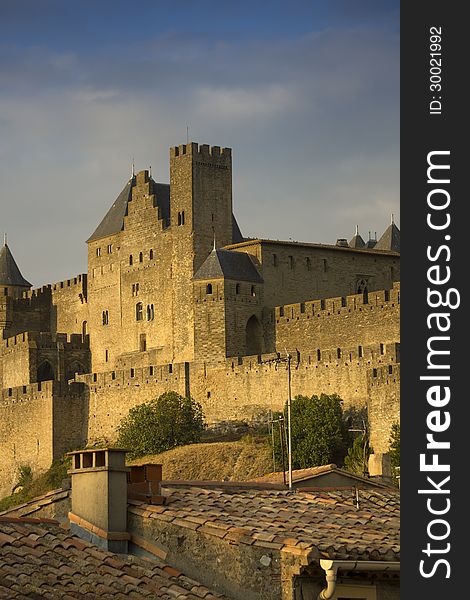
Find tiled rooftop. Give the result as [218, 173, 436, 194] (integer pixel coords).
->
[0, 516, 226, 599]
[251, 465, 394, 489]
[129, 485, 399, 562]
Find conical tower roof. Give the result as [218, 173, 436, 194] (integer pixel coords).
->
[375, 216, 400, 252]
[349, 225, 366, 249]
[0, 241, 32, 288]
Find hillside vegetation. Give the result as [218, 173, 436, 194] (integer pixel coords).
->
[129, 438, 273, 481]
[0, 439, 273, 511]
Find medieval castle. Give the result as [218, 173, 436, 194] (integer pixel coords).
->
[0, 141, 400, 497]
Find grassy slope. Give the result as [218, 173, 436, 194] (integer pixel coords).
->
[1, 440, 273, 511]
[129, 439, 273, 481]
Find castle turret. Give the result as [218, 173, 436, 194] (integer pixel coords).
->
[193, 247, 264, 360]
[375, 215, 400, 253]
[0, 239, 32, 298]
[349, 225, 366, 249]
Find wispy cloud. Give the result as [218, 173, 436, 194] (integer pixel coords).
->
[0, 3, 399, 286]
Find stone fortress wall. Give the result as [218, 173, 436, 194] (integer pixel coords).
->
[0, 141, 400, 498]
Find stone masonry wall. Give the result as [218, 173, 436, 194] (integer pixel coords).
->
[274, 282, 400, 353]
[0, 382, 55, 498]
[74, 341, 399, 450]
[0, 381, 88, 498]
[228, 240, 400, 309]
[368, 364, 400, 454]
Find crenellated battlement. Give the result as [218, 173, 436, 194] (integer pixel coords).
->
[222, 341, 400, 373]
[51, 273, 87, 295]
[1, 379, 86, 403]
[275, 282, 400, 321]
[170, 142, 232, 162]
[75, 361, 186, 390]
[2, 331, 88, 351]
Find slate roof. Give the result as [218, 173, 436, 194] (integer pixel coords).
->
[0, 243, 32, 288]
[87, 178, 172, 243]
[130, 485, 400, 562]
[231, 215, 244, 244]
[87, 178, 134, 242]
[375, 222, 400, 253]
[0, 516, 226, 600]
[193, 249, 263, 283]
[87, 175, 242, 244]
[349, 231, 366, 249]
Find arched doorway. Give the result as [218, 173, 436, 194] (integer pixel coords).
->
[245, 315, 263, 356]
[37, 361, 55, 382]
[66, 361, 85, 381]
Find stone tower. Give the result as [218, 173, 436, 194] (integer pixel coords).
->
[169, 142, 237, 362]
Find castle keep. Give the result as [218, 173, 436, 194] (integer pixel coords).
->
[0, 141, 400, 496]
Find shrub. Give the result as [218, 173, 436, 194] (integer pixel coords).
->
[344, 434, 372, 477]
[270, 393, 349, 470]
[117, 391, 205, 459]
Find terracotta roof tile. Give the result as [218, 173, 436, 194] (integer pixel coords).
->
[0, 518, 227, 599]
[136, 485, 399, 562]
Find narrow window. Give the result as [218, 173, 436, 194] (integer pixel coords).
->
[251, 285, 256, 297]
[130, 368, 135, 378]
[279, 306, 284, 317]
[380, 343, 385, 355]
[389, 365, 393, 374]
[317, 349, 321, 361]
[337, 348, 341, 359]
[136, 302, 143, 321]
[3, 287, 8, 296]
[105, 349, 109, 362]
[181, 211, 185, 225]
[139, 252, 143, 263]
[149, 366, 154, 376]
[236, 283, 241, 294]
[107, 244, 112, 254]
[169, 364, 173, 374]
[140, 334, 147, 352]
[111, 371, 116, 380]
[358, 345, 363, 358]
[149, 249, 154, 260]
[178, 212, 182, 225]
[129, 255, 133, 266]
[102, 310, 109, 325]
[288, 256, 294, 269]
[206, 283, 213, 295]
[146, 304, 155, 321]
[96, 247, 101, 257]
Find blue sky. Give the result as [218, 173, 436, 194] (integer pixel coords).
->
[0, 0, 399, 286]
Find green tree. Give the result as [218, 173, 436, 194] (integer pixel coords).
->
[117, 391, 205, 459]
[344, 434, 372, 477]
[389, 421, 400, 486]
[271, 393, 349, 469]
